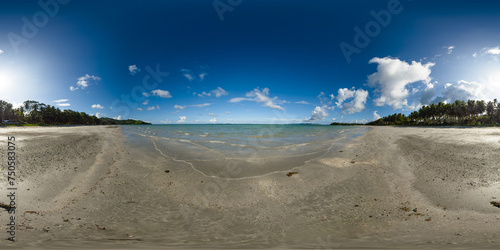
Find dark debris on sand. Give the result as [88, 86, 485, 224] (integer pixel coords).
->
[490, 201, 500, 208]
[286, 171, 298, 177]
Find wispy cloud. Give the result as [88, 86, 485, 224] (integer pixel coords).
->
[447, 45, 455, 54]
[295, 101, 310, 105]
[229, 87, 285, 110]
[198, 87, 228, 97]
[129, 65, 141, 75]
[181, 69, 195, 81]
[53, 99, 68, 103]
[91, 104, 104, 109]
[53, 99, 70, 107]
[191, 103, 211, 108]
[70, 74, 101, 91]
[174, 103, 211, 111]
[0, 50, 4, 54]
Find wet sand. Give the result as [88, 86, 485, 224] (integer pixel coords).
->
[0, 125, 499, 249]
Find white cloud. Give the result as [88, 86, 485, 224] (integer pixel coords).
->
[147, 106, 156, 111]
[0, 50, 3, 54]
[225, 111, 230, 114]
[114, 115, 122, 120]
[142, 92, 150, 97]
[191, 103, 211, 108]
[95, 112, 103, 118]
[335, 88, 356, 107]
[174, 105, 186, 110]
[210, 118, 216, 123]
[181, 69, 195, 81]
[137, 108, 143, 111]
[447, 46, 455, 54]
[199, 73, 207, 81]
[295, 101, 310, 105]
[229, 87, 285, 110]
[91, 104, 104, 109]
[438, 80, 486, 102]
[198, 87, 228, 97]
[368, 57, 435, 110]
[473, 52, 478, 58]
[178, 116, 186, 123]
[208, 113, 217, 116]
[70, 74, 101, 91]
[129, 65, 141, 75]
[53, 99, 68, 103]
[142, 99, 150, 105]
[160, 119, 171, 124]
[151, 89, 172, 98]
[341, 89, 369, 114]
[484, 46, 500, 55]
[306, 106, 329, 121]
[56, 103, 70, 107]
[174, 103, 210, 111]
[373, 111, 381, 120]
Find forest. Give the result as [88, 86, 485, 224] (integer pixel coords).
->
[367, 99, 500, 126]
[0, 99, 150, 126]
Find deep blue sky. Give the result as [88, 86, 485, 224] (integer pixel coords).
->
[1, 0, 500, 124]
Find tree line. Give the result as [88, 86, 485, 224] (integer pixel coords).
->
[367, 99, 500, 126]
[0, 99, 150, 126]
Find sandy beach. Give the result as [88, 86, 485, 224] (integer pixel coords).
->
[0, 125, 499, 249]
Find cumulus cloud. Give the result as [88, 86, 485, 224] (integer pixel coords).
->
[147, 106, 156, 111]
[129, 65, 141, 75]
[305, 106, 329, 121]
[483, 46, 500, 55]
[198, 87, 228, 97]
[229, 87, 285, 110]
[114, 115, 122, 120]
[210, 118, 217, 123]
[151, 89, 172, 98]
[335, 88, 356, 107]
[91, 104, 104, 109]
[142, 99, 149, 105]
[178, 116, 187, 123]
[373, 111, 381, 120]
[437, 80, 487, 103]
[137, 108, 143, 111]
[70, 74, 101, 91]
[340, 89, 369, 114]
[368, 57, 435, 110]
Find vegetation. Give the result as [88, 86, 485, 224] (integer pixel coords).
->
[0, 99, 150, 126]
[367, 99, 500, 126]
[330, 122, 364, 126]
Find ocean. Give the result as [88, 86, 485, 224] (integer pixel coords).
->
[122, 124, 368, 179]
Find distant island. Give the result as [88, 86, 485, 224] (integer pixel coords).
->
[366, 99, 499, 126]
[0, 99, 150, 126]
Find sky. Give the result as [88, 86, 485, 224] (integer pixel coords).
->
[1, 0, 500, 124]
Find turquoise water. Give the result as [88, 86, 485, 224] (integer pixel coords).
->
[122, 125, 367, 178]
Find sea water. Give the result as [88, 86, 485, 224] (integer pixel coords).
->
[122, 124, 367, 178]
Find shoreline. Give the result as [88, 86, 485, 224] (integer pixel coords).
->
[0, 125, 499, 249]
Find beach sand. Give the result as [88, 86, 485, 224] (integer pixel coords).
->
[0, 125, 499, 249]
